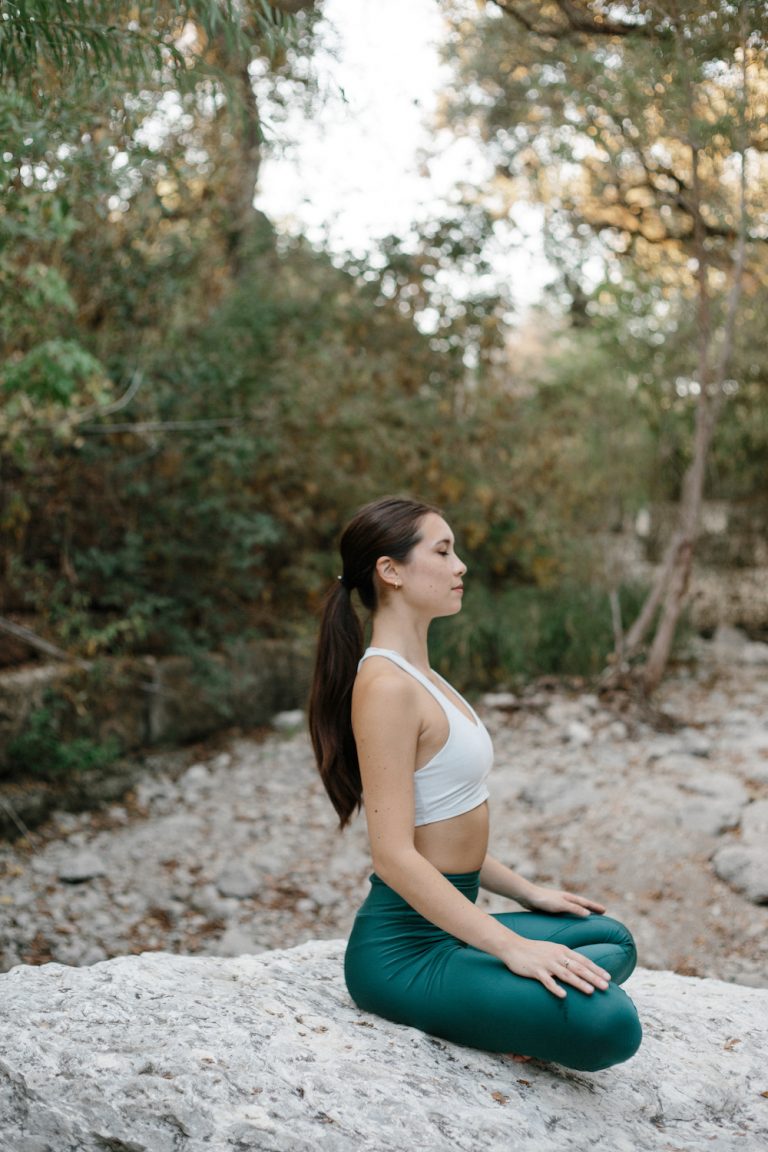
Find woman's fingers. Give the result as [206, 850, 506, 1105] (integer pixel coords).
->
[505, 939, 611, 998]
[562, 891, 606, 915]
[538, 952, 611, 998]
[554, 952, 610, 995]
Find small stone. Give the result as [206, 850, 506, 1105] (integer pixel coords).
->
[712, 624, 750, 651]
[713, 844, 768, 904]
[545, 701, 587, 726]
[215, 865, 262, 900]
[272, 709, 305, 733]
[58, 852, 107, 884]
[211, 925, 268, 957]
[481, 692, 519, 710]
[677, 729, 712, 758]
[565, 721, 593, 746]
[741, 798, 768, 839]
[55, 814, 81, 834]
[80, 945, 108, 966]
[179, 763, 212, 790]
[741, 641, 768, 666]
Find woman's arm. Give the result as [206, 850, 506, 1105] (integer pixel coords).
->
[352, 669, 609, 998]
[480, 852, 606, 917]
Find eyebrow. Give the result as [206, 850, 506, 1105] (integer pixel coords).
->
[434, 536, 454, 548]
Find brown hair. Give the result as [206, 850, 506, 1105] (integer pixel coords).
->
[308, 496, 440, 828]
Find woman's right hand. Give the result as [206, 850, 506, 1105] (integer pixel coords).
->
[501, 937, 611, 998]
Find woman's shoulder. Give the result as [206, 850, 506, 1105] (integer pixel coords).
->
[353, 654, 421, 718]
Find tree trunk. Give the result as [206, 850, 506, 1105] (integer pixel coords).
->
[640, 392, 717, 692]
[610, 12, 749, 695]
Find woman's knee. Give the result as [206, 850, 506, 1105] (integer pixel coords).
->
[570, 989, 642, 1072]
[597, 915, 638, 982]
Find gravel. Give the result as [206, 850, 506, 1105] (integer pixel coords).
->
[1, 637, 766, 987]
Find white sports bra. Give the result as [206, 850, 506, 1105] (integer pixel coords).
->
[358, 647, 493, 826]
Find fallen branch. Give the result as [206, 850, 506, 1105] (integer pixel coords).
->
[0, 617, 90, 669]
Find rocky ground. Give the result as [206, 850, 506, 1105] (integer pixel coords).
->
[1, 628, 767, 986]
[3, 944, 767, 1152]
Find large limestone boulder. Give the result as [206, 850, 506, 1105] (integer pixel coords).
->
[0, 941, 766, 1152]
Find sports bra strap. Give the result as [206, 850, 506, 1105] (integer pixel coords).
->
[359, 647, 468, 721]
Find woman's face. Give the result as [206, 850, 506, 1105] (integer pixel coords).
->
[398, 513, 467, 618]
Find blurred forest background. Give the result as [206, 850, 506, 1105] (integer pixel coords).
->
[2, 1, 767, 781]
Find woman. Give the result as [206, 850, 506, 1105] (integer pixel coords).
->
[309, 496, 641, 1072]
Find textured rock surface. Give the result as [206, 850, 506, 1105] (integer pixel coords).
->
[1, 942, 767, 1152]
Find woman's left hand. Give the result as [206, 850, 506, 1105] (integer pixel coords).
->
[523, 885, 606, 917]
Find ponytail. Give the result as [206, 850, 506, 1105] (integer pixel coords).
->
[308, 579, 364, 828]
[308, 496, 439, 829]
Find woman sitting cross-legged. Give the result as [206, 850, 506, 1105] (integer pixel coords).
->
[309, 496, 642, 1072]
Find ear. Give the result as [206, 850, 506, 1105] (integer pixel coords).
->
[375, 556, 401, 590]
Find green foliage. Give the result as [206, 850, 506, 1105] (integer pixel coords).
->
[2, 0, 765, 711]
[430, 581, 658, 692]
[7, 694, 122, 782]
[0, 1, 297, 87]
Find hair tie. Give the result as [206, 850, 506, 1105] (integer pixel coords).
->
[337, 574, 349, 590]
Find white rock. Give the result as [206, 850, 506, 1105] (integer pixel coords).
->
[211, 925, 268, 957]
[712, 844, 768, 904]
[712, 624, 751, 652]
[272, 709, 305, 733]
[672, 770, 749, 837]
[57, 851, 107, 884]
[215, 864, 263, 900]
[741, 641, 768, 665]
[545, 701, 588, 726]
[677, 728, 713, 757]
[179, 763, 212, 790]
[601, 720, 629, 741]
[565, 720, 593, 746]
[0, 943, 767, 1152]
[481, 692, 519, 710]
[742, 798, 768, 839]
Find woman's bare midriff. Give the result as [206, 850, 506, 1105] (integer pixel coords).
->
[413, 800, 489, 874]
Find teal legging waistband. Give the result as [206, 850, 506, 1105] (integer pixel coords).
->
[344, 870, 641, 1072]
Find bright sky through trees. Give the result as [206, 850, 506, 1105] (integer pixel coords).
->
[255, 0, 552, 311]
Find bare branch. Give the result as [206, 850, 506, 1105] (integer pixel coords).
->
[608, 587, 625, 665]
[74, 370, 144, 424]
[267, 0, 316, 11]
[489, 0, 656, 39]
[0, 617, 90, 668]
[78, 418, 243, 434]
[622, 530, 683, 658]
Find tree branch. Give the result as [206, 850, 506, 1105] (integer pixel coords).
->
[77, 418, 243, 434]
[73, 370, 144, 424]
[490, 0, 656, 39]
[0, 617, 90, 668]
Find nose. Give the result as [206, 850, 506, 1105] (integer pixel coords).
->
[455, 554, 467, 578]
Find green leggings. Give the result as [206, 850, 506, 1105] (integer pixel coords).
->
[344, 871, 642, 1072]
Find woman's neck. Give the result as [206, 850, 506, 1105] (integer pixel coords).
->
[369, 621, 431, 672]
